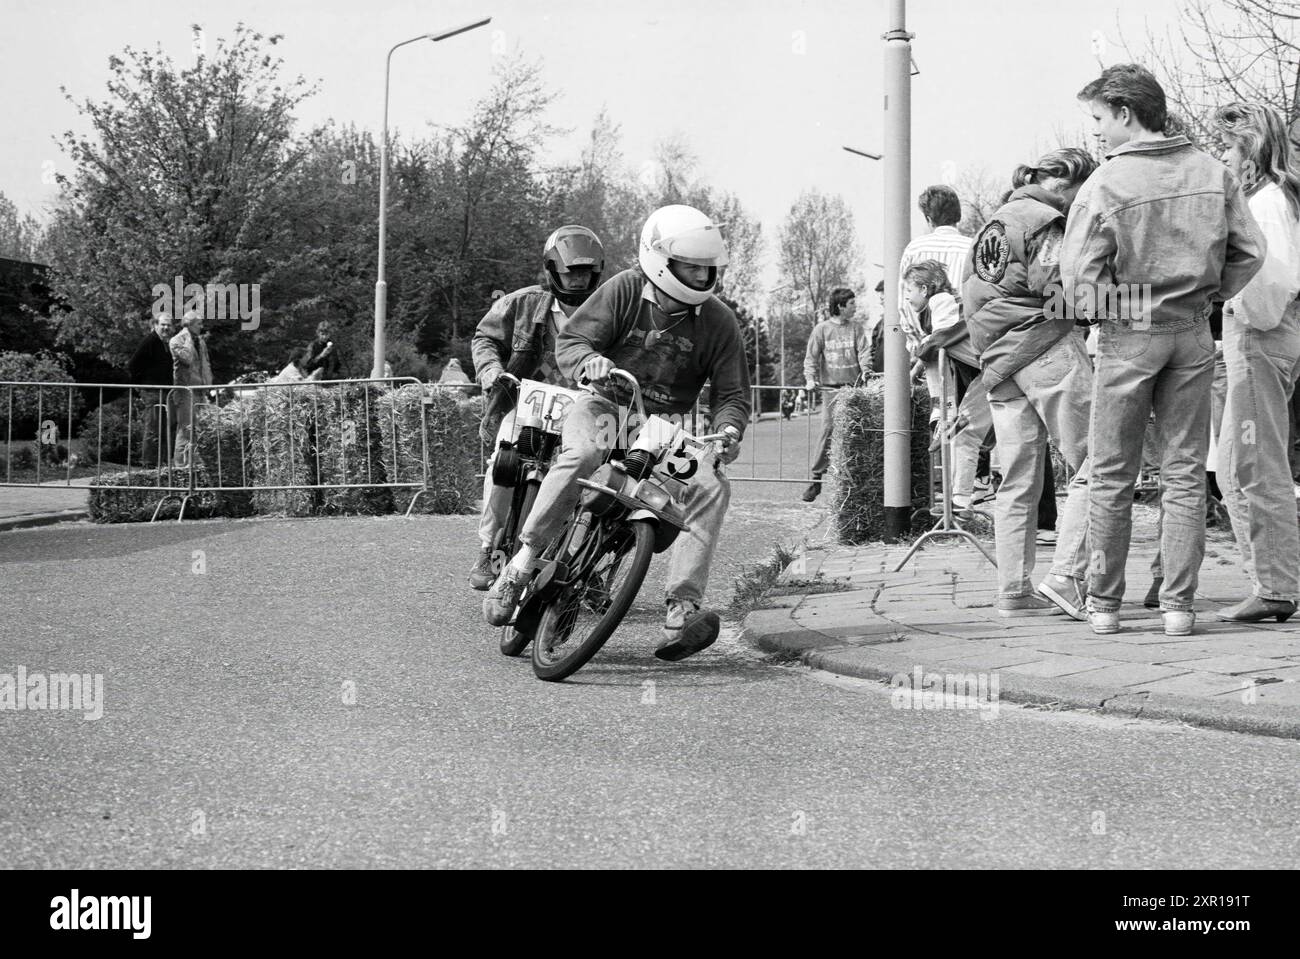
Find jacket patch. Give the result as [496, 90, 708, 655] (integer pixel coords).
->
[973, 221, 1010, 283]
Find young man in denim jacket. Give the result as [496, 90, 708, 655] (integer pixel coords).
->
[1060, 64, 1265, 636]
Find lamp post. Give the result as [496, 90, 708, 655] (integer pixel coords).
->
[372, 17, 492, 379]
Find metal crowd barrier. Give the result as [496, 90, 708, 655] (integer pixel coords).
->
[2, 376, 838, 525]
[1, 377, 480, 522]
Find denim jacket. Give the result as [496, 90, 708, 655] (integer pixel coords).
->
[1061, 135, 1266, 331]
[470, 285, 562, 440]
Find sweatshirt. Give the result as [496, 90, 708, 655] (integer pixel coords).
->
[555, 269, 752, 439]
[802, 317, 871, 386]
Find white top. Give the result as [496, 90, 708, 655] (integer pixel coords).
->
[1227, 181, 1300, 331]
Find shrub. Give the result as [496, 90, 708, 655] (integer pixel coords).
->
[76, 395, 167, 467]
[87, 468, 198, 523]
[0, 351, 85, 442]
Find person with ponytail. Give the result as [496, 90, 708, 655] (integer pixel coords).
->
[1212, 102, 1300, 622]
[963, 147, 1099, 617]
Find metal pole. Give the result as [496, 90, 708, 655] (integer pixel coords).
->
[882, 0, 913, 541]
[372, 19, 492, 379]
[372, 43, 399, 380]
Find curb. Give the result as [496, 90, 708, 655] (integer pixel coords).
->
[741, 595, 1300, 742]
[0, 509, 90, 533]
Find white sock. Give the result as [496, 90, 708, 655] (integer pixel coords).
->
[508, 544, 535, 574]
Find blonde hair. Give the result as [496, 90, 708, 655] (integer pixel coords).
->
[1214, 102, 1300, 220]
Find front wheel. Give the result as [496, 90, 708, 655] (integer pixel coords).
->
[531, 519, 656, 682]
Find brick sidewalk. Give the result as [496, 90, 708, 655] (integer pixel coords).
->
[744, 502, 1300, 736]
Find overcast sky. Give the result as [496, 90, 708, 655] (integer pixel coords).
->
[1, 0, 1185, 292]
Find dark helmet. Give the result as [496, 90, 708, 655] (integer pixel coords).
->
[543, 225, 605, 306]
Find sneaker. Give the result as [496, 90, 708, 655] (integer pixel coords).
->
[996, 593, 1061, 617]
[467, 547, 495, 591]
[483, 565, 529, 627]
[1088, 609, 1121, 635]
[1143, 578, 1163, 609]
[802, 481, 822, 502]
[1163, 609, 1195, 637]
[1038, 574, 1088, 622]
[655, 599, 721, 661]
[1035, 529, 1057, 546]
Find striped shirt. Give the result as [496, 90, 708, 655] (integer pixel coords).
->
[898, 226, 974, 351]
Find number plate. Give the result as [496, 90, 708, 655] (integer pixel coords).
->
[516, 379, 583, 434]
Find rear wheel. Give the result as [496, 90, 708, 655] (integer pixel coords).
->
[531, 519, 655, 682]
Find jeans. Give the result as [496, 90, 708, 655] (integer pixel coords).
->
[810, 387, 845, 478]
[478, 416, 516, 550]
[1087, 320, 1215, 612]
[1219, 319, 1300, 601]
[989, 331, 1093, 597]
[519, 393, 731, 604]
[952, 373, 993, 502]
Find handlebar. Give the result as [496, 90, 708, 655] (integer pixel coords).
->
[579, 366, 647, 423]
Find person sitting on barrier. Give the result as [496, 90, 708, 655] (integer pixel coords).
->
[299, 320, 341, 381]
[467, 225, 606, 590]
[168, 309, 214, 466]
[483, 204, 750, 662]
[801, 286, 871, 502]
[961, 147, 1099, 618]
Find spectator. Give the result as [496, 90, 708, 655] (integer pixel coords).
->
[868, 280, 886, 374]
[898, 184, 975, 398]
[128, 310, 175, 466]
[1063, 64, 1265, 637]
[801, 287, 871, 502]
[1211, 102, 1300, 623]
[299, 321, 341, 381]
[168, 310, 214, 465]
[904, 259, 993, 513]
[962, 147, 1099, 617]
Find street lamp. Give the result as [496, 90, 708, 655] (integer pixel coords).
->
[372, 17, 493, 379]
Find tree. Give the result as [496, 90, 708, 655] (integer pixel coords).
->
[1124, 0, 1300, 150]
[776, 189, 859, 322]
[952, 165, 1008, 237]
[0, 193, 46, 262]
[44, 24, 319, 374]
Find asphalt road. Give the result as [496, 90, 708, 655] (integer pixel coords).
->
[3, 428, 1300, 868]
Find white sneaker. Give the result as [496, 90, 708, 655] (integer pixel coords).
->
[1088, 609, 1120, 635]
[1163, 610, 1195, 636]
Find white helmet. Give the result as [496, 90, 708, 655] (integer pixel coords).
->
[638, 204, 729, 307]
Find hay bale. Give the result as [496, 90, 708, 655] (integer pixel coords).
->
[238, 386, 315, 516]
[191, 404, 255, 518]
[829, 378, 932, 545]
[311, 383, 393, 515]
[377, 385, 484, 514]
[87, 468, 209, 523]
